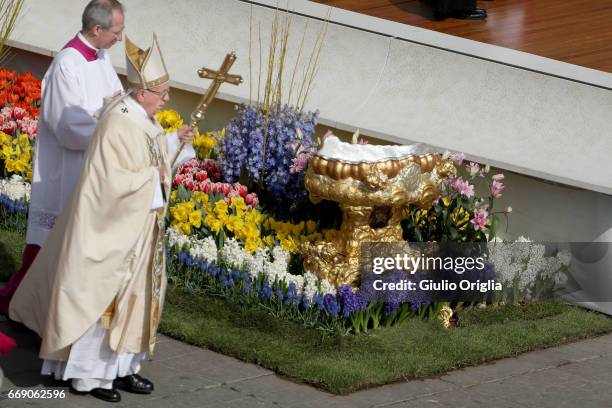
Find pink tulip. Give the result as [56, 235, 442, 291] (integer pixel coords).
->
[195, 170, 208, 181]
[11, 107, 26, 120]
[202, 180, 212, 193]
[237, 184, 248, 197]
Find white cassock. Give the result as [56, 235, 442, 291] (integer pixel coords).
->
[27, 33, 194, 247]
[26, 33, 123, 246]
[39, 97, 175, 392]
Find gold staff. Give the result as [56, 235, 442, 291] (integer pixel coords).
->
[170, 52, 243, 166]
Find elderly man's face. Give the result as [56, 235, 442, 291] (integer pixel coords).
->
[94, 9, 124, 49]
[138, 84, 170, 118]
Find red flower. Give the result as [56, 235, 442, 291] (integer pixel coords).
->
[194, 170, 208, 181]
[12, 106, 26, 120]
[0, 331, 16, 355]
[201, 180, 212, 193]
[2, 120, 17, 134]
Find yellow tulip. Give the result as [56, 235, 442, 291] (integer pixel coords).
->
[156, 110, 184, 133]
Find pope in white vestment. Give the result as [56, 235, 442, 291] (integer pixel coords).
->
[10, 34, 182, 402]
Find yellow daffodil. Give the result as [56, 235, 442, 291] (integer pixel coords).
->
[189, 210, 202, 228]
[204, 214, 223, 233]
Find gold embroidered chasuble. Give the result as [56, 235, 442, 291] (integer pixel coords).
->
[10, 98, 171, 361]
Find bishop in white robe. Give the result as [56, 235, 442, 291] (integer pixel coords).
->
[9, 34, 188, 403]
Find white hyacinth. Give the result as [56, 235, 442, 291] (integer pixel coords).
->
[220, 238, 251, 271]
[168, 228, 338, 303]
[0, 175, 31, 202]
[189, 236, 218, 264]
[166, 225, 192, 249]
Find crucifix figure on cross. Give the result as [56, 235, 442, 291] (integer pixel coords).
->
[170, 52, 243, 166]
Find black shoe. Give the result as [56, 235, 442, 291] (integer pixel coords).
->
[452, 8, 487, 20]
[70, 386, 121, 403]
[114, 374, 154, 394]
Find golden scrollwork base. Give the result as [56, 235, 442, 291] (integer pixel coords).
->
[302, 154, 454, 287]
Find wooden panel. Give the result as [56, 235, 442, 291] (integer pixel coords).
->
[313, 0, 612, 73]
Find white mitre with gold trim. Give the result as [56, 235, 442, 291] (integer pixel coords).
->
[125, 33, 169, 89]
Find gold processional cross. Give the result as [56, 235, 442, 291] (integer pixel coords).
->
[170, 52, 243, 166]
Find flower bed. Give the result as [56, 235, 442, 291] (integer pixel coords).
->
[0, 68, 40, 181]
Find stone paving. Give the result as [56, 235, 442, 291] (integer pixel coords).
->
[2, 316, 612, 407]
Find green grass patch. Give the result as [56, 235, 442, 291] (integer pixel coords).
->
[0, 227, 25, 281]
[161, 285, 612, 394]
[458, 302, 570, 327]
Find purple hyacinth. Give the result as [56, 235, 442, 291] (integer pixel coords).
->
[323, 293, 340, 317]
[312, 293, 324, 311]
[220, 104, 318, 217]
[262, 282, 273, 300]
[338, 284, 368, 318]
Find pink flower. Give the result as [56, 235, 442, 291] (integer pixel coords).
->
[11, 107, 26, 120]
[492, 173, 504, 181]
[245, 193, 255, 206]
[201, 180, 212, 193]
[449, 152, 465, 166]
[237, 184, 248, 197]
[451, 177, 474, 198]
[221, 183, 231, 195]
[466, 162, 480, 177]
[19, 118, 38, 138]
[195, 170, 208, 181]
[1, 120, 17, 134]
[173, 174, 185, 186]
[357, 138, 368, 145]
[471, 207, 489, 231]
[491, 180, 504, 198]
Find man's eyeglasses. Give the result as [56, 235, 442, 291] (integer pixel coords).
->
[145, 88, 170, 98]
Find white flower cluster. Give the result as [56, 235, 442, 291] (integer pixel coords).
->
[188, 236, 218, 264]
[166, 225, 192, 249]
[166, 229, 336, 301]
[0, 175, 30, 202]
[488, 237, 571, 296]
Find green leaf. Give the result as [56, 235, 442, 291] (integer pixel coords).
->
[177, 184, 192, 202]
